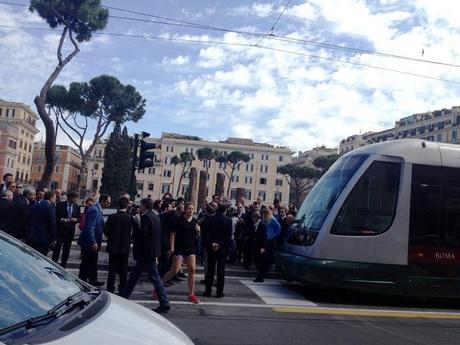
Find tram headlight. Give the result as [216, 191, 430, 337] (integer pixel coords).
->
[303, 230, 319, 246]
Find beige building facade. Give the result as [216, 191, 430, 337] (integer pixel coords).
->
[31, 144, 82, 192]
[85, 133, 293, 205]
[0, 100, 39, 183]
[339, 106, 460, 153]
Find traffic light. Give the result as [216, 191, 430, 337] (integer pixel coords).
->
[138, 141, 157, 170]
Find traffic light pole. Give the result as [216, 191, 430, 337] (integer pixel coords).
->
[129, 133, 140, 200]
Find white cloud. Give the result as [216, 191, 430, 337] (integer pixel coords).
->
[230, 3, 276, 17]
[163, 55, 190, 65]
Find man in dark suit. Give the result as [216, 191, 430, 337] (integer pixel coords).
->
[201, 202, 232, 298]
[120, 198, 170, 314]
[252, 211, 268, 283]
[52, 191, 80, 268]
[78, 194, 111, 286]
[12, 187, 35, 240]
[0, 173, 13, 192]
[25, 191, 57, 256]
[104, 197, 137, 293]
[0, 190, 14, 236]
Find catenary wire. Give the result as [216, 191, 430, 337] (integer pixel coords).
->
[255, 0, 292, 46]
[2, 0, 460, 69]
[1, 23, 460, 85]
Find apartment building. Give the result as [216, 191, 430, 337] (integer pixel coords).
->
[83, 142, 106, 197]
[31, 144, 82, 192]
[0, 100, 39, 183]
[339, 106, 460, 154]
[86, 133, 293, 205]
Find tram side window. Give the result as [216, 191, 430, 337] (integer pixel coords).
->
[410, 164, 460, 247]
[331, 161, 401, 236]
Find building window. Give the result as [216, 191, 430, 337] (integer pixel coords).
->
[276, 179, 283, 186]
[452, 130, 457, 142]
[162, 184, 170, 194]
[181, 185, 188, 196]
[0, 108, 2, 116]
[231, 175, 239, 183]
[279, 156, 283, 162]
[230, 189, 238, 200]
[244, 190, 252, 200]
[94, 163, 99, 170]
[8, 140, 16, 149]
[274, 192, 282, 202]
[148, 168, 155, 174]
[259, 178, 267, 185]
[11, 109, 15, 118]
[148, 183, 154, 191]
[163, 170, 172, 177]
[166, 146, 169, 152]
[437, 133, 443, 142]
[92, 179, 98, 190]
[260, 165, 268, 173]
[258, 191, 266, 201]
[55, 165, 60, 173]
[22, 156, 26, 164]
[137, 183, 144, 190]
[5, 109, 9, 117]
[245, 176, 253, 184]
[171, 146, 174, 152]
[19, 140, 23, 149]
[25, 173, 28, 182]
[27, 158, 30, 165]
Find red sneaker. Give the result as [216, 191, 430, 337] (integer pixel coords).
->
[152, 289, 158, 301]
[187, 294, 200, 304]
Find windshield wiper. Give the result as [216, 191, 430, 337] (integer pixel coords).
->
[0, 291, 92, 337]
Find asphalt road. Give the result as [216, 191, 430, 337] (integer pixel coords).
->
[64, 242, 460, 345]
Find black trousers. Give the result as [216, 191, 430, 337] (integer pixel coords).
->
[28, 242, 49, 256]
[107, 253, 129, 293]
[159, 242, 172, 278]
[52, 228, 75, 268]
[265, 239, 277, 274]
[79, 249, 99, 284]
[255, 251, 267, 280]
[205, 249, 226, 294]
[242, 238, 255, 269]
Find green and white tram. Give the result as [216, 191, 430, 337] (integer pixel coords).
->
[277, 139, 460, 298]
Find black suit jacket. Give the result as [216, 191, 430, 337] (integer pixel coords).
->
[104, 211, 136, 255]
[254, 221, 268, 251]
[25, 200, 56, 244]
[133, 210, 162, 261]
[12, 196, 29, 240]
[56, 201, 80, 234]
[0, 198, 15, 237]
[201, 213, 232, 251]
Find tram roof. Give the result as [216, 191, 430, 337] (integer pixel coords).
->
[346, 139, 460, 168]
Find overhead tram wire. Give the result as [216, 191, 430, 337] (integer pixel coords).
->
[1, 0, 460, 69]
[255, 0, 292, 47]
[1, 23, 460, 86]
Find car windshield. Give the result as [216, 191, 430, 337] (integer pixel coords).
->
[294, 154, 369, 232]
[0, 232, 88, 330]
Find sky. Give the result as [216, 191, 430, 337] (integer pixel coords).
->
[1, 0, 460, 153]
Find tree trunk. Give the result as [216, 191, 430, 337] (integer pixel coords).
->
[226, 167, 235, 197]
[77, 158, 87, 196]
[187, 167, 198, 208]
[197, 170, 207, 207]
[176, 166, 185, 197]
[35, 96, 56, 189]
[215, 173, 225, 197]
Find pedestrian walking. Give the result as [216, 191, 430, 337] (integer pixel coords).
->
[104, 197, 137, 294]
[52, 191, 80, 268]
[120, 198, 170, 314]
[25, 191, 57, 256]
[162, 202, 201, 304]
[78, 194, 111, 286]
[252, 211, 268, 283]
[201, 203, 232, 298]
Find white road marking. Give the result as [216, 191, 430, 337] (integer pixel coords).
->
[240, 280, 317, 307]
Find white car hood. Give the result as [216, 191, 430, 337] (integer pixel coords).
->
[45, 294, 193, 345]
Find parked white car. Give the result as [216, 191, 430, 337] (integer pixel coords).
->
[0, 231, 194, 345]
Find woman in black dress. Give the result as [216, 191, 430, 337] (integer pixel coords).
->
[162, 202, 201, 303]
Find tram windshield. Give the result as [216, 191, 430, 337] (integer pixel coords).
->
[294, 154, 368, 232]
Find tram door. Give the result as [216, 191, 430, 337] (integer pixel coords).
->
[407, 164, 460, 298]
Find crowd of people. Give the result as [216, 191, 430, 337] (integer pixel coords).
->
[0, 171, 299, 315]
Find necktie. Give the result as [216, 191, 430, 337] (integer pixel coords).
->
[68, 204, 72, 219]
